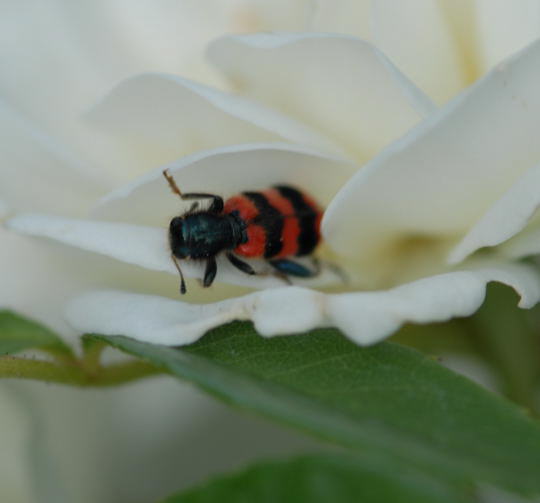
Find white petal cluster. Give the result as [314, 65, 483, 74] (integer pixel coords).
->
[4, 2, 540, 349]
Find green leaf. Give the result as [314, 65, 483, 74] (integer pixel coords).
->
[0, 310, 72, 357]
[470, 284, 540, 411]
[392, 285, 540, 414]
[91, 324, 540, 496]
[162, 454, 476, 503]
[391, 319, 477, 356]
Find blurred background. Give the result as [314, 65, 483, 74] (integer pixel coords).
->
[0, 375, 321, 503]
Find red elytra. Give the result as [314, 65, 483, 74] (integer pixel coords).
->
[223, 187, 322, 259]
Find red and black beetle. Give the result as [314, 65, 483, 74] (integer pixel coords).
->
[163, 169, 322, 294]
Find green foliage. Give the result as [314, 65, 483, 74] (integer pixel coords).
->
[470, 284, 540, 410]
[393, 284, 540, 413]
[91, 323, 540, 497]
[2, 306, 540, 500]
[162, 454, 476, 503]
[0, 310, 162, 385]
[0, 309, 72, 357]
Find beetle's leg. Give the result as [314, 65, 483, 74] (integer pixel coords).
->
[171, 254, 187, 295]
[163, 168, 182, 196]
[163, 169, 224, 213]
[203, 257, 217, 287]
[269, 257, 347, 283]
[313, 257, 348, 284]
[274, 271, 293, 285]
[227, 253, 256, 276]
[268, 258, 317, 278]
[324, 260, 348, 284]
[310, 256, 321, 275]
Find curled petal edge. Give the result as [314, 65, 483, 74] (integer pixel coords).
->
[86, 73, 345, 158]
[448, 163, 540, 264]
[65, 262, 540, 347]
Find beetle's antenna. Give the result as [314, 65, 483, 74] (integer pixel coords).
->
[171, 254, 187, 294]
[163, 169, 183, 198]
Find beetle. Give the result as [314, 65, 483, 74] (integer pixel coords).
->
[163, 169, 322, 294]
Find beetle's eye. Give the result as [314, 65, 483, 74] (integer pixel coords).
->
[169, 217, 183, 233]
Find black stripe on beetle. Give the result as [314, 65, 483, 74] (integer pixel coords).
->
[274, 185, 318, 256]
[242, 191, 284, 258]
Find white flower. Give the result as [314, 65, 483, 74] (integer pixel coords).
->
[7, 23, 540, 347]
[3, 3, 540, 500]
[0, 0, 310, 334]
[311, 0, 540, 105]
[1, 3, 319, 501]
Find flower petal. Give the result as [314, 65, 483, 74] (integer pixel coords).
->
[474, 0, 540, 75]
[86, 73, 345, 171]
[0, 2, 319, 184]
[0, 199, 8, 218]
[323, 39, 540, 261]
[497, 225, 540, 260]
[0, 229, 80, 335]
[65, 261, 540, 347]
[6, 214, 174, 273]
[0, 226, 180, 337]
[6, 213, 339, 291]
[329, 261, 540, 346]
[207, 33, 434, 163]
[448, 164, 540, 264]
[0, 100, 104, 215]
[91, 143, 354, 226]
[65, 286, 326, 345]
[309, 0, 372, 40]
[465, 260, 540, 309]
[310, 1, 540, 104]
[0, 1, 303, 133]
[371, 0, 472, 104]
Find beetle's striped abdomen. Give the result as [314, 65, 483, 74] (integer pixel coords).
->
[223, 185, 321, 259]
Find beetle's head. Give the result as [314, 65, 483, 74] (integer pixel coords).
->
[168, 216, 189, 258]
